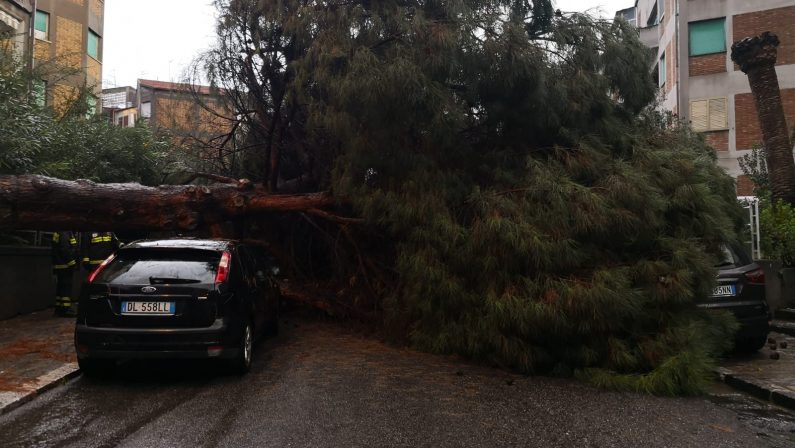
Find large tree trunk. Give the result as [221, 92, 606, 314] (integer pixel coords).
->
[0, 175, 336, 231]
[732, 32, 795, 205]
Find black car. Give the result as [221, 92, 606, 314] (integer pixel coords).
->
[696, 243, 770, 351]
[74, 238, 280, 376]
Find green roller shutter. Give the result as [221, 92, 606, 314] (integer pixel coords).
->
[689, 18, 726, 56]
[34, 10, 48, 38]
[88, 30, 100, 59]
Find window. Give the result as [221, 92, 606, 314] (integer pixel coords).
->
[94, 249, 221, 285]
[690, 98, 728, 132]
[87, 30, 100, 60]
[657, 0, 665, 23]
[34, 10, 48, 40]
[141, 102, 151, 118]
[32, 80, 46, 107]
[646, 3, 658, 27]
[87, 96, 97, 116]
[689, 18, 726, 56]
[659, 53, 666, 87]
[617, 8, 636, 27]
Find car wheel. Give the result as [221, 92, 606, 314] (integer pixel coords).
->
[78, 358, 115, 378]
[230, 320, 253, 375]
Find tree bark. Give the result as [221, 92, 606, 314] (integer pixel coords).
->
[0, 175, 335, 232]
[731, 32, 795, 205]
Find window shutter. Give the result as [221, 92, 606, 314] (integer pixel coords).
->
[690, 100, 708, 132]
[689, 18, 726, 56]
[708, 98, 727, 130]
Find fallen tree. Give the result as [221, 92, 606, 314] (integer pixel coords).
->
[0, 175, 339, 232]
[1, 1, 751, 396]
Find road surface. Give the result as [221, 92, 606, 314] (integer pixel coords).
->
[0, 315, 788, 447]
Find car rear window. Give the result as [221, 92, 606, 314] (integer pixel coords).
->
[715, 243, 752, 268]
[94, 249, 221, 285]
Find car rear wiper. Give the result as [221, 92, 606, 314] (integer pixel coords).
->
[149, 277, 201, 284]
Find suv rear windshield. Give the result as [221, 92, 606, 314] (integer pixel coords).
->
[94, 249, 221, 285]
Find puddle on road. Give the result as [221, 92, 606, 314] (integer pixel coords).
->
[708, 383, 795, 448]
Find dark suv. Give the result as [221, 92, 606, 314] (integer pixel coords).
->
[696, 243, 770, 351]
[74, 238, 280, 376]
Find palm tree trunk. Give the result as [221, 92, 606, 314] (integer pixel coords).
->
[732, 32, 795, 205]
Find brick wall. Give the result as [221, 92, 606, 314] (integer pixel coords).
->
[689, 53, 726, 77]
[33, 40, 50, 62]
[734, 6, 795, 69]
[87, 57, 101, 88]
[55, 16, 82, 70]
[735, 88, 795, 150]
[704, 130, 729, 151]
[52, 84, 79, 118]
[736, 175, 755, 196]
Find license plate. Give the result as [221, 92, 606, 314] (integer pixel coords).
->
[711, 285, 736, 297]
[120, 301, 175, 315]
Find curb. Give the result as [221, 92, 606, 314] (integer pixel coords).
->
[770, 320, 795, 337]
[0, 364, 81, 416]
[716, 367, 795, 412]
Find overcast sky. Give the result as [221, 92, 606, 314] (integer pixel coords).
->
[102, 0, 634, 89]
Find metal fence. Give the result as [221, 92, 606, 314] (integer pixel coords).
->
[738, 196, 762, 260]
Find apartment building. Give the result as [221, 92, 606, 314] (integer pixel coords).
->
[31, 0, 104, 115]
[0, 1, 32, 56]
[136, 79, 231, 145]
[101, 85, 137, 127]
[617, 0, 795, 194]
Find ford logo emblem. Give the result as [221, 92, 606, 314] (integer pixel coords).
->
[141, 286, 157, 293]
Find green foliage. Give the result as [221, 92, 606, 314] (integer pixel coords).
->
[759, 201, 795, 265]
[0, 46, 168, 184]
[737, 145, 768, 195]
[737, 145, 795, 264]
[211, 0, 743, 394]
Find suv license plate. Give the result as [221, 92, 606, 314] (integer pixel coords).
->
[711, 285, 736, 297]
[121, 301, 175, 315]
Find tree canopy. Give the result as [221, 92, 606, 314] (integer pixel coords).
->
[188, 0, 746, 394]
[0, 46, 168, 184]
[1, 1, 747, 394]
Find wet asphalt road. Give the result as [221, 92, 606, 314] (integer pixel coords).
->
[0, 316, 791, 448]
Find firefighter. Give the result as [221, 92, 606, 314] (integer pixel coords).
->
[82, 232, 120, 272]
[52, 231, 78, 317]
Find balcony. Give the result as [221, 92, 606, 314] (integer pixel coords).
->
[639, 24, 660, 48]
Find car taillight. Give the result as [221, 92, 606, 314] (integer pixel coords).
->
[745, 268, 765, 285]
[215, 251, 231, 285]
[87, 253, 116, 283]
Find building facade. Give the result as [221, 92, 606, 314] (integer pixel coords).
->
[101, 85, 137, 127]
[0, 0, 32, 57]
[618, 0, 795, 194]
[31, 0, 104, 115]
[136, 79, 231, 144]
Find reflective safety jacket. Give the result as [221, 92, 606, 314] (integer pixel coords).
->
[83, 232, 119, 267]
[52, 231, 78, 270]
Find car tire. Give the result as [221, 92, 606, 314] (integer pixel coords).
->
[78, 358, 115, 378]
[230, 320, 253, 375]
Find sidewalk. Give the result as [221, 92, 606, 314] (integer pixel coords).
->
[0, 310, 79, 415]
[718, 332, 795, 410]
